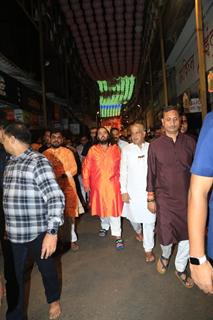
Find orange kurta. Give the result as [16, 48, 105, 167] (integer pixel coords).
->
[43, 146, 79, 217]
[82, 144, 123, 217]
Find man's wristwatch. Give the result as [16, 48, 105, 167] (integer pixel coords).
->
[47, 228, 57, 235]
[189, 255, 207, 265]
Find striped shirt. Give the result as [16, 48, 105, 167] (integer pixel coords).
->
[3, 148, 65, 243]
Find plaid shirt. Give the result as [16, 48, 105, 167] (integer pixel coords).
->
[3, 148, 65, 243]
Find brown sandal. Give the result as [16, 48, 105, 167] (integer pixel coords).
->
[156, 256, 169, 274]
[175, 270, 194, 289]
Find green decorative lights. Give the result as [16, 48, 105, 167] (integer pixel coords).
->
[99, 105, 122, 118]
[98, 75, 135, 118]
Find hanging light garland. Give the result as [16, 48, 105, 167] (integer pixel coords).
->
[98, 75, 135, 118]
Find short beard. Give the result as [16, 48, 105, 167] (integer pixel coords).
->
[97, 137, 110, 145]
[51, 144, 60, 148]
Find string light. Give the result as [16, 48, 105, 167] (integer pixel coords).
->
[98, 75, 135, 118]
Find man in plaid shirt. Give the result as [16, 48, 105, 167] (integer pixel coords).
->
[0, 115, 19, 320]
[2, 121, 65, 320]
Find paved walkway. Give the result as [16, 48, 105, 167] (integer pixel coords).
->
[0, 213, 212, 320]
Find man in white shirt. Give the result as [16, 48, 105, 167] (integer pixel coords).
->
[120, 122, 156, 262]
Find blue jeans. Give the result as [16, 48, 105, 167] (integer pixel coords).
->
[10, 232, 60, 320]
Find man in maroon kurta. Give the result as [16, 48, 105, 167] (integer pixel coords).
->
[147, 106, 196, 288]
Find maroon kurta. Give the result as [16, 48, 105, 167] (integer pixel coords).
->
[147, 133, 196, 245]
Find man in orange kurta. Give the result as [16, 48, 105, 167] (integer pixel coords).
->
[82, 127, 124, 250]
[43, 130, 82, 250]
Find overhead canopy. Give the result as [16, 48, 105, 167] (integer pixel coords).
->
[59, 0, 146, 80]
[59, 0, 152, 117]
[0, 0, 196, 123]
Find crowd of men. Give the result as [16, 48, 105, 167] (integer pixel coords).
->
[0, 106, 212, 320]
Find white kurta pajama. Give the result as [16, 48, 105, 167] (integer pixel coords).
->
[120, 142, 156, 251]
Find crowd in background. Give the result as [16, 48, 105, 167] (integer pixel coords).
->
[0, 107, 212, 320]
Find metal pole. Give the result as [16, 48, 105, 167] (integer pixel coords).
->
[159, 16, 168, 107]
[195, 0, 208, 119]
[38, 1, 47, 128]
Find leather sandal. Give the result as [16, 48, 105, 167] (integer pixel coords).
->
[156, 256, 169, 274]
[175, 270, 194, 289]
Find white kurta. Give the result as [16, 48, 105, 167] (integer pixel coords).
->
[118, 139, 129, 150]
[120, 142, 156, 224]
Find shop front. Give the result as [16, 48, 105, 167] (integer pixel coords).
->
[167, 0, 213, 132]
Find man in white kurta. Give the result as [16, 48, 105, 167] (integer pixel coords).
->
[120, 122, 156, 262]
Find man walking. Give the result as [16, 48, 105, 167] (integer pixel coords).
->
[120, 122, 156, 262]
[82, 127, 124, 250]
[44, 129, 84, 251]
[2, 122, 65, 320]
[147, 106, 196, 288]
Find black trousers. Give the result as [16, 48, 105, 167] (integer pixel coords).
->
[0, 188, 19, 320]
[10, 232, 60, 320]
[0, 238, 19, 320]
